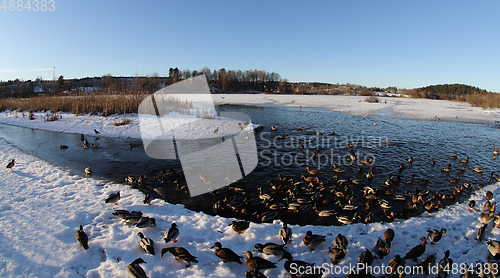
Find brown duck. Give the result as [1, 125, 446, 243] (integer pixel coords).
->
[229, 220, 250, 234]
[243, 251, 277, 271]
[210, 242, 243, 264]
[75, 225, 89, 250]
[403, 237, 426, 261]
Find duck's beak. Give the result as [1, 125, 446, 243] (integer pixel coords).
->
[444, 232, 448, 237]
[277, 256, 283, 262]
[210, 244, 216, 249]
[388, 258, 394, 264]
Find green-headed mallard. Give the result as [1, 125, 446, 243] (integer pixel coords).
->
[105, 191, 120, 204]
[473, 167, 485, 173]
[303, 230, 326, 251]
[243, 251, 277, 271]
[487, 240, 500, 260]
[427, 228, 447, 244]
[279, 222, 292, 244]
[403, 237, 426, 261]
[126, 258, 148, 278]
[75, 225, 89, 250]
[229, 220, 250, 234]
[329, 246, 346, 265]
[164, 223, 179, 243]
[254, 242, 285, 257]
[374, 237, 390, 258]
[334, 233, 348, 250]
[210, 242, 243, 264]
[437, 250, 453, 278]
[137, 232, 155, 255]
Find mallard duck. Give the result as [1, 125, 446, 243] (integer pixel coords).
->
[278, 250, 314, 274]
[245, 270, 268, 278]
[271, 125, 277, 131]
[334, 233, 348, 250]
[461, 157, 469, 163]
[80, 134, 85, 141]
[431, 158, 435, 165]
[75, 225, 89, 250]
[416, 253, 436, 275]
[160, 246, 192, 258]
[408, 157, 413, 163]
[427, 228, 447, 244]
[387, 255, 405, 277]
[137, 232, 155, 255]
[361, 158, 373, 165]
[303, 230, 326, 251]
[384, 228, 395, 244]
[487, 240, 500, 260]
[493, 215, 500, 227]
[329, 246, 346, 265]
[91, 143, 99, 149]
[374, 237, 390, 258]
[260, 211, 278, 222]
[494, 148, 500, 155]
[403, 237, 426, 261]
[229, 220, 250, 234]
[337, 213, 360, 225]
[126, 258, 148, 278]
[442, 164, 451, 172]
[136, 217, 156, 228]
[419, 177, 430, 185]
[469, 200, 476, 212]
[437, 250, 453, 278]
[94, 128, 100, 135]
[473, 167, 485, 173]
[85, 167, 92, 176]
[481, 211, 494, 224]
[358, 249, 374, 266]
[254, 243, 285, 257]
[279, 222, 292, 244]
[105, 192, 120, 204]
[477, 223, 487, 242]
[243, 251, 277, 271]
[143, 193, 153, 205]
[487, 191, 494, 201]
[450, 154, 458, 159]
[450, 176, 460, 183]
[60, 145, 69, 149]
[456, 166, 466, 173]
[333, 164, 345, 173]
[317, 210, 337, 217]
[113, 209, 142, 219]
[305, 166, 321, 176]
[164, 223, 179, 243]
[83, 139, 89, 149]
[301, 175, 317, 182]
[210, 242, 243, 264]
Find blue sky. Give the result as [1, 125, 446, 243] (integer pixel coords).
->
[1, 1, 499, 92]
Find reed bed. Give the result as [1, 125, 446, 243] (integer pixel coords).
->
[0, 92, 148, 117]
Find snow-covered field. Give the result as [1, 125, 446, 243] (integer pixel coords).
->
[0, 95, 500, 277]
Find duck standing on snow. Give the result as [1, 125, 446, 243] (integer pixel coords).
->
[94, 129, 100, 135]
[85, 167, 92, 176]
[303, 230, 326, 251]
[143, 193, 153, 205]
[75, 225, 89, 250]
[243, 251, 277, 271]
[160, 247, 198, 267]
[210, 242, 243, 264]
[6, 159, 15, 169]
[279, 222, 292, 244]
[427, 228, 447, 244]
[384, 228, 395, 244]
[229, 220, 250, 234]
[105, 192, 120, 204]
[329, 246, 346, 265]
[126, 258, 148, 278]
[254, 243, 286, 257]
[334, 233, 348, 250]
[487, 240, 500, 260]
[137, 232, 155, 255]
[403, 237, 426, 261]
[164, 223, 179, 243]
[437, 250, 453, 278]
[136, 217, 156, 228]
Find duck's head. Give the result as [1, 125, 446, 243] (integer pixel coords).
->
[210, 242, 222, 249]
[441, 228, 447, 237]
[254, 243, 263, 251]
[132, 258, 147, 265]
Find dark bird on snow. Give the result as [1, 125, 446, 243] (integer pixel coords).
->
[126, 258, 148, 278]
[6, 159, 15, 169]
[94, 129, 100, 135]
[105, 192, 120, 204]
[75, 225, 89, 250]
